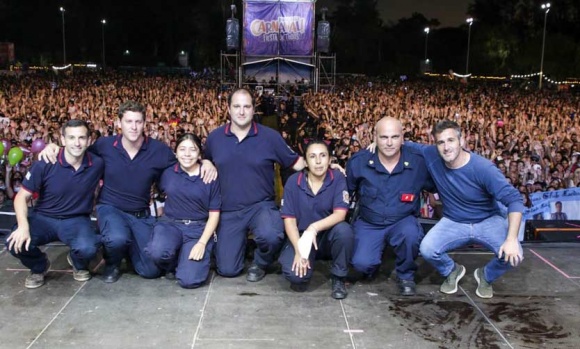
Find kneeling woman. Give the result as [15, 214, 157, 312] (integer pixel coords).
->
[146, 134, 220, 288]
[279, 140, 354, 299]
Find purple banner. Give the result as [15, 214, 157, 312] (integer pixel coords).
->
[243, 1, 314, 56]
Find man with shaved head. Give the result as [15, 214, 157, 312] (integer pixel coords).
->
[346, 117, 435, 296]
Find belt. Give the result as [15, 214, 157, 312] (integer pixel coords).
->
[173, 219, 206, 225]
[122, 209, 150, 218]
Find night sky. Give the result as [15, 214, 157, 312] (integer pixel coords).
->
[6, 0, 551, 75]
[318, 0, 472, 27]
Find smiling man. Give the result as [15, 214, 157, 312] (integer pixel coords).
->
[205, 88, 305, 282]
[6, 120, 104, 288]
[346, 117, 435, 296]
[412, 120, 525, 299]
[87, 101, 179, 283]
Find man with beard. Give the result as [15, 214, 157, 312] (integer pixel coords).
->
[415, 120, 524, 299]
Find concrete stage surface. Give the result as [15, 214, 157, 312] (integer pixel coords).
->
[1, 241, 579, 349]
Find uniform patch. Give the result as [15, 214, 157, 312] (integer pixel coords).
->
[25, 172, 31, 180]
[342, 190, 350, 204]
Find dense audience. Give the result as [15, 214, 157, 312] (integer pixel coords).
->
[296, 78, 580, 196]
[0, 71, 579, 213]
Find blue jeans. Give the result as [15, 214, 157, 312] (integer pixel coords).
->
[419, 215, 523, 283]
[279, 222, 354, 285]
[145, 219, 214, 288]
[215, 201, 284, 277]
[96, 204, 160, 278]
[351, 215, 424, 281]
[6, 212, 99, 273]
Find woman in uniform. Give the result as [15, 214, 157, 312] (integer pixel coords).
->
[278, 140, 354, 299]
[146, 133, 220, 288]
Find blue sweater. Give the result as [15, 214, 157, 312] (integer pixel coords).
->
[407, 142, 524, 223]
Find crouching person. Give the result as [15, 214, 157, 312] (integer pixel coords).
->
[6, 120, 104, 288]
[145, 134, 220, 288]
[279, 140, 354, 299]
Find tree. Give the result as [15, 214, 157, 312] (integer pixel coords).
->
[330, 0, 384, 74]
[381, 13, 439, 75]
[469, 0, 580, 77]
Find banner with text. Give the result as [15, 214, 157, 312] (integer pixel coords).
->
[526, 188, 580, 221]
[243, 1, 314, 56]
[520, 188, 580, 240]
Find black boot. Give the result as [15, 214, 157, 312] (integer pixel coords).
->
[331, 276, 347, 299]
[397, 278, 416, 296]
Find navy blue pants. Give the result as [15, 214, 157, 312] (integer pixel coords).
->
[96, 204, 160, 278]
[215, 201, 284, 277]
[6, 212, 99, 273]
[351, 215, 424, 281]
[145, 219, 214, 288]
[279, 222, 354, 285]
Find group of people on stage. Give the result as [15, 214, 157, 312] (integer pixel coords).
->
[6, 88, 524, 300]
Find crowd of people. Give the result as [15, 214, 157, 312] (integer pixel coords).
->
[298, 78, 580, 192]
[0, 71, 578, 298]
[1, 72, 579, 209]
[0, 72, 227, 207]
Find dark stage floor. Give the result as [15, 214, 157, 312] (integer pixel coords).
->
[1, 238, 579, 349]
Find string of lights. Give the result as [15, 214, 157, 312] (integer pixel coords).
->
[424, 72, 578, 85]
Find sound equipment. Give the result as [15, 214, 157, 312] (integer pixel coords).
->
[226, 18, 240, 51]
[316, 21, 330, 53]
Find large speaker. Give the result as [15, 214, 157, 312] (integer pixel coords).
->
[226, 18, 239, 51]
[317, 21, 330, 53]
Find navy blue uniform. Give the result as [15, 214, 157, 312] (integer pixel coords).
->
[278, 169, 353, 284]
[145, 163, 221, 288]
[91, 135, 176, 278]
[7, 149, 104, 272]
[205, 121, 299, 276]
[346, 147, 434, 281]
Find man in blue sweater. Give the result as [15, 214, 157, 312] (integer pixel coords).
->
[411, 120, 524, 299]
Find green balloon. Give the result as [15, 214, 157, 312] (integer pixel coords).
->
[0, 142, 4, 157]
[8, 147, 24, 166]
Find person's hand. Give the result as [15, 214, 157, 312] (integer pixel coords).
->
[291, 252, 310, 278]
[329, 163, 346, 176]
[200, 159, 217, 184]
[189, 241, 206, 261]
[366, 141, 377, 153]
[563, 171, 571, 179]
[38, 143, 60, 164]
[498, 238, 522, 267]
[6, 227, 31, 254]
